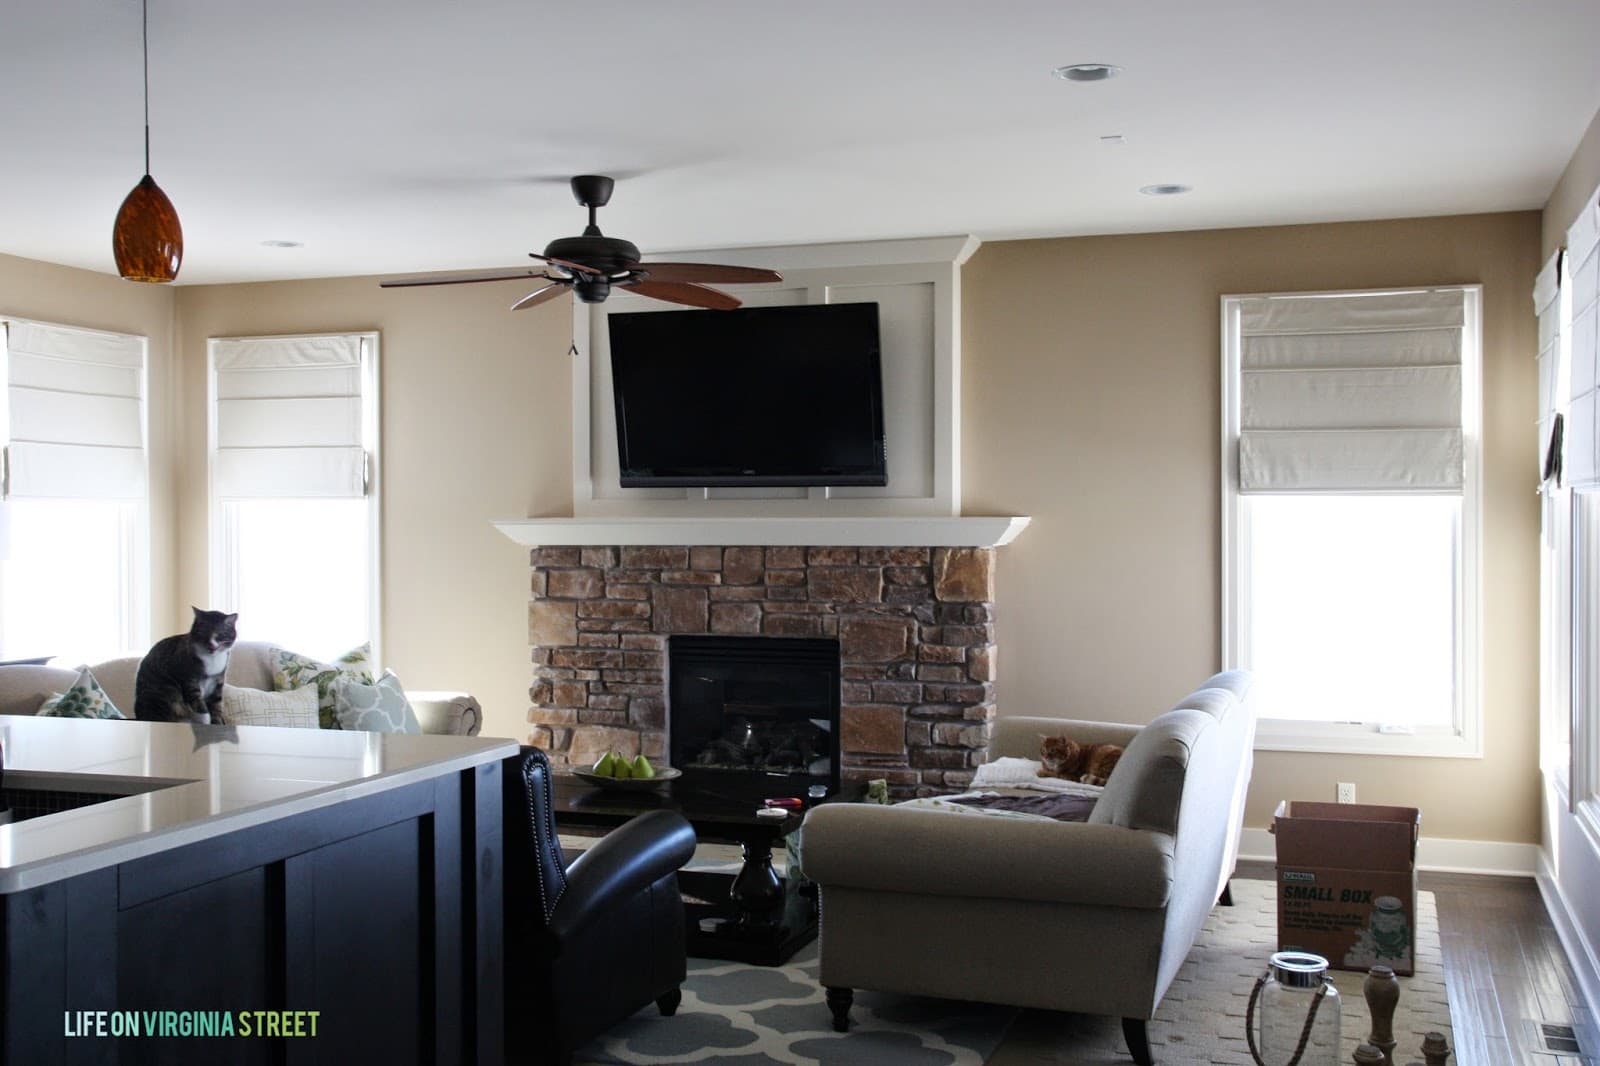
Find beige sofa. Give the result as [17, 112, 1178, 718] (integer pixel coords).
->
[799, 670, 1255, 1066]
[0, 641, 482, 736]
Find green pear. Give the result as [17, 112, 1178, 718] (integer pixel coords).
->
[612, 754, 634, 779]
[631, 754, 655, 779]
[592, 751, 616, 777]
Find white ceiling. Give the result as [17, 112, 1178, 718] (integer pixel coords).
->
[4, 0, 1599, 285]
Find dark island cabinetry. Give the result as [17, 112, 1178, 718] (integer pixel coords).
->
[0, 760, 505, 1066]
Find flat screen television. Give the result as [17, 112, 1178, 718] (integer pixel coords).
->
[608, 301, 887, 488]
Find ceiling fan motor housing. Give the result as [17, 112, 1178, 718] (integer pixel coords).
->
[543, 235, 641, 277]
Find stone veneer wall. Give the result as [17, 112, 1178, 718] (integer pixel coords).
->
[526, 545, 997, 795]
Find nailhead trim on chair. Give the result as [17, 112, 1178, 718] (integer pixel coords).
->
[521, 751, 569, 925]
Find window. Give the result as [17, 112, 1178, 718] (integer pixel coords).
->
[1536, 248, 1572, 787]
[208, 333, 378, 661]
[1222, 288, 1482, 756]
[0, 319, 149, 665]
[1559, 189, 1600, 826]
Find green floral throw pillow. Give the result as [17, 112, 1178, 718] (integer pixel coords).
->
[39, 667, 126, 720]
[272, 643, 375, 730]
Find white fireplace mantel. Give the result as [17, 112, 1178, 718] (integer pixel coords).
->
[493, 515, 1030, 548]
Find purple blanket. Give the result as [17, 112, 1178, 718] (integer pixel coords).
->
[946, 792, 1098, 823]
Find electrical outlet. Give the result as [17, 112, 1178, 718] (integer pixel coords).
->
[1336, 782, 1357, 804]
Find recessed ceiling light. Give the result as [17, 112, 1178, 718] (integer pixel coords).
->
[260, 239, 303, 248]
[1139, 184, 1192, 196]
[1053, 63, 1121, 83]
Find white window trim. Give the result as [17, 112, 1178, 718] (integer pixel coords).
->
[1575, 490, 1600, 837]
[1543, 484, 1574, 783]
[205, 332, 382, 664]
[1220, 287, 1484, 758]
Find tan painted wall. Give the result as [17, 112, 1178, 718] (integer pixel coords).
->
[0, 251, 181, 640]
[1543, 105, 1600, 258]
[962, 212, 1542, 845]
[173, 278, 572, 740]
[0, 212, 1545, 841]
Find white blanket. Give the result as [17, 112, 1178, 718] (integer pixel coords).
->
[970, 756, 1106, 797]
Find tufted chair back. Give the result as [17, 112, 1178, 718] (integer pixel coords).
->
[503, 746, 697, 1065]
[518, 748, 571, 925]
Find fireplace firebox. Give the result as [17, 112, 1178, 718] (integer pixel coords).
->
[668, 635, 841, 801]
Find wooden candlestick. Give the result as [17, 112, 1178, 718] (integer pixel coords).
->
[1363, 965, 1400, 1066]
[1419, 1032, 1451, 1066]
[1353, 1044, 1387, 1065]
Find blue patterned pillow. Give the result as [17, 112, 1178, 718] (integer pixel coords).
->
[38, 667, 126, 719]
[332, 671, 421, 735]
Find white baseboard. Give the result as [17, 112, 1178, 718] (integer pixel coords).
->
[1238, 827, 1538, 877]
[1538, 851, 1600, 1022]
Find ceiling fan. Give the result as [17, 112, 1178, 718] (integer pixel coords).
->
[379, 175, 782, 311]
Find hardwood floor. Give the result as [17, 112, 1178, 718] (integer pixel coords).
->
[1416, 867, 1593, 1066]
[991, 863, 1595, 1065]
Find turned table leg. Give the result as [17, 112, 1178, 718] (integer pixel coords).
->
[729, 838, 783, 926]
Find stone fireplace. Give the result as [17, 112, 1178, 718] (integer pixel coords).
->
[526, 544, 998, 796]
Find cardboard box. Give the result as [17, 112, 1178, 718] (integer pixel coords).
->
[1271, 800, 1420, 975]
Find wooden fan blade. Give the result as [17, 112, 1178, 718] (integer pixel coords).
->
[511, 284, 569, 311]
[623, 280, 741, 310]
[380, 269, 549, 289]
[528, 252, 603, 276]
[633, 262, 783, 285]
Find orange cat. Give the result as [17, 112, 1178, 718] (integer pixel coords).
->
[1038, 735, 1123, 787]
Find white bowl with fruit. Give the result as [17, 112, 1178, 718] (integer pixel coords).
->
[571, 751, 682, 791]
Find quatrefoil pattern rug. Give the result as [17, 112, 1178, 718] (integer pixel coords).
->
[577, 946, 1012, 1066]
[574, 878, 1452, 1065]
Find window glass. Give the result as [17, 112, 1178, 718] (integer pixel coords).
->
[221, 498, 369, 661]
[1244, 495, 1458, 728]
[1, 499, 141, 664]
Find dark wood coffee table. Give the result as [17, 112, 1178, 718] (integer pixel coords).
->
[549, 773, 814, 966]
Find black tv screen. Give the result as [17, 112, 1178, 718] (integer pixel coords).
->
[608, 302, 887, 488]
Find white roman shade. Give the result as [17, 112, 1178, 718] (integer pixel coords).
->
[1237, 289, 1466, 493]
[212, 335, 367, 498]
[1534, 249, 1563, 483]
[1566, 191, 1600, 489]
[4, 320, 146, 499]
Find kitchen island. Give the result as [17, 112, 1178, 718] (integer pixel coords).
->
[0, 714, 517, 1065]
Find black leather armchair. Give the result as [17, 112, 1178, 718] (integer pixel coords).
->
[504, 748, 697, 1066]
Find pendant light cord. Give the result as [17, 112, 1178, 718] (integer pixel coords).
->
[141, 0, 151, 175]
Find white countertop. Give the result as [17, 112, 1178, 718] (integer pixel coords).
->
[0, 715, 518, 892]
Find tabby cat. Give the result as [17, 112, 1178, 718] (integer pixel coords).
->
[1038, 734, 1124, 787]
[134, 608, 239, 724]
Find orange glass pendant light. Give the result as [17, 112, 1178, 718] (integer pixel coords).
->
[112, 0, 181, 282]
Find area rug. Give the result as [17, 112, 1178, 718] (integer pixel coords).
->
[993, 879, 1454, 1065]
[575, 945, 1014, 1066]
[573, 877, 1452, 1066]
